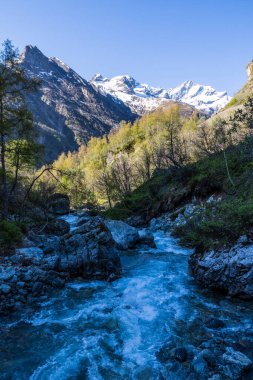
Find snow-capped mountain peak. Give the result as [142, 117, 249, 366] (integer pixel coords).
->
[91, 73, 107, 82]
[91, 74, 231, 115]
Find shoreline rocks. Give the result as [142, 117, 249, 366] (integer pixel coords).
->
[0, 215, 121, 314]
[148, 202, 253, 300]
[189, 241, 253, 299]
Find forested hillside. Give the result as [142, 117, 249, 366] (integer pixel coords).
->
[38, 62, 253, 254]
[40, 103, 202, 207]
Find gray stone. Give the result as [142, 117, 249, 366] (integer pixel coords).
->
[105, 220, 140, 250]
[0, 215, 121, 314]
[0, 284, 11, 294]
[222, 347, 252, 379]
[156, 339, 176, 363]
[9, 275, 18, 283]
[105, 220, 156, 250]
[190, 243, 253, 298]
[32, 282, 44, 294]
[0, 268, 15, 281]
[16, 282, 25, 289]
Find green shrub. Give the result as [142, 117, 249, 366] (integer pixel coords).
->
[226, 97, 238, 108]
[173, 197, 253, 251]
[0, 220, 23, 248]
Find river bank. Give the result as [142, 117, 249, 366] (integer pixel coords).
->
[0, 213, 253, 379]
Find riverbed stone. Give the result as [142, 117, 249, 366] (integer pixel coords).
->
[16, 281, 25, 288]
[222, 347, 252, 379]
[205, 318, 225, 329]
[105, 220, 140, 250]
[105, 220, 156, 250]
[32, 282, 44, 294]
[45, 218, 70, 236]
[174, 347, 188, 362]
[192, 352, 209, 377]
[156, 340, 176, 363]
[138, 229, 156, 248]
[0, 267, 15, 281]
[0, 284, 11, 294]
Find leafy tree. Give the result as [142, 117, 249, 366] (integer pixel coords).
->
[0, 40, 40, 218]
[162, 105, 190, 167]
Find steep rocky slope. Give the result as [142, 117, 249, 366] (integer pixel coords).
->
[20, 46, 135, 162]
[217, 60, 253, 120]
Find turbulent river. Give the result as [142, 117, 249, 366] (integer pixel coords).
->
[1, 216, 253, 380]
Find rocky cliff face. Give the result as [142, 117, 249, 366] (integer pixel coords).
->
[246, 60, 253, 81]
[20, 46, 136, 162]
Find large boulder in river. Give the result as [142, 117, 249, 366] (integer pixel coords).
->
[189, 241, 253, 298]
[105, 220, 139, 249]
[48, 193, 70, 215]
[54, 216, 121, 281]
[105, 220, 156, 250]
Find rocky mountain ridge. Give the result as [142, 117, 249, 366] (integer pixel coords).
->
[91, 74, 232, 116]
[20, 46, 136, 162]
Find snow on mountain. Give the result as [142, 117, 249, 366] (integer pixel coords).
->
[91, 74, 231, 115]
[19, 46, 135, 162]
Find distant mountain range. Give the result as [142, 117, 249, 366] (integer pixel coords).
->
[19, 45, 231, 162]
[91, 74, 231, 116]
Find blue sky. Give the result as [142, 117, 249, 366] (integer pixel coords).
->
[1, 0, 253, 94]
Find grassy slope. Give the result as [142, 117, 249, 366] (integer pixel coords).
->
[173, 140, 253, 251]
[106, 138, 253, 252]
[104, 172, 173, 220]
[224, 73, 253, 111]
